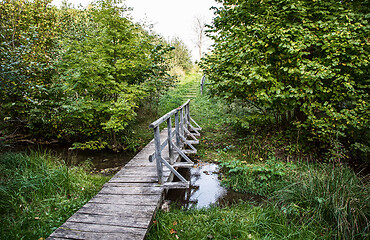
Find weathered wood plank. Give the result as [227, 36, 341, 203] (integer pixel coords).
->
[65, 212, 152, 229]
[89, 193, 161, 205]
[50, 227, 146, 240]
[78, 202, 157, 216]
[99, 186, 163, 195]
[108, 175, 158, 183]
[103, 182, 162, 188]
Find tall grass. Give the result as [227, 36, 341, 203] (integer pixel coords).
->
[0, 151, 109, 239]
[273, 164, 369, 239]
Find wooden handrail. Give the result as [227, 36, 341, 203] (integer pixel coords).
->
[148, 99, 199, 185]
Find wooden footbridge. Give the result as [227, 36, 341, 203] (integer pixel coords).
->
[47, 99, 201, 240]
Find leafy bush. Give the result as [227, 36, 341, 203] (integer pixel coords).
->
[201, 0, 370, 161]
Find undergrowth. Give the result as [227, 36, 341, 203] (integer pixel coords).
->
[0, 151, 110, 239]
[148, 202, 331, 240]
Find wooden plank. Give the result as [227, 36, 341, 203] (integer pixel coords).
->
[78, 202, 157, 217]
[50, 227, 146, 240]
[99, 186, 163, 195]
[103, 182, 162, 188]
[65, 212, 152, 229]
[89, 193, 161, 205]
[109, 175, 158, 183]
[163, 182, 190, 189]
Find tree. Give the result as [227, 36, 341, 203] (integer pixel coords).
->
[56, 0, 177, 149]
[169, 37, 193, 73]
[0, 0, 59, 135]
[193, 15, 208, 60]
[201, 0, 369, 161]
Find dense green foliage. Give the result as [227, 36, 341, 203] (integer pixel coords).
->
[201, 0, 370, 162]
[0, 151, 109, 239]
[0, 0, 192, 150]
[0, 0, 59, 134]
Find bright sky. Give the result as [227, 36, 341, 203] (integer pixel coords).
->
[52, 0, 220, 61]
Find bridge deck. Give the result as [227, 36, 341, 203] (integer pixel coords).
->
[48, 129, 177, 240]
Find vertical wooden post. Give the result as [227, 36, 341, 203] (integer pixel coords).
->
[153, 126, 163, 184]
[175, 110, 180, 148]
[167, 117, 173, 164]
[186, 103, 190, 130]
[180, 108, 184, 138]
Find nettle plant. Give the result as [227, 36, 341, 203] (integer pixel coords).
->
[202, 0, 369, 161]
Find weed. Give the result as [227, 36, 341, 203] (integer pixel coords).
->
[219, 157, 297, 196]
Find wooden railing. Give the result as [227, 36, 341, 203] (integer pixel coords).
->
[149, 99, 201, 187]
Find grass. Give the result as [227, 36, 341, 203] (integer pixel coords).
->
[146, 72, 370, 240]
[273, 163, 370, 239]
[147, 202, 331, 240]
[0, 151, 110, 239]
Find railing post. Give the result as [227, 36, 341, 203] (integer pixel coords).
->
[180, 107, 184, 138]
[186, 103, 190, 130]
[175, 110, 180, 148]
[167, 117, 173, 164]
[153, 126, 163, 184]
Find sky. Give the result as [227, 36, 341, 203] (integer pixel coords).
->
[51, 0, 221, 61]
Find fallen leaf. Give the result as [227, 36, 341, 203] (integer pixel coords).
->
[207, 234, 214, 239]
[170, 229, 177, 234]
[173, 221, 178, 226]
[34, 217, 40, 220]
[175, 234, 179, 239]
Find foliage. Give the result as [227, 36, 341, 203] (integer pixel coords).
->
[0, 0, 59, 133]
[168, 37, 193, 75]
[0, 151, 109, 239]
[0, 0, 180, 150]
[55, 0, 150, 148]
[201, 0, 370, 162]
[220, 157, 296, 196]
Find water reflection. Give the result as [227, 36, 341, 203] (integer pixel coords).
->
[166, 162, 263, 209]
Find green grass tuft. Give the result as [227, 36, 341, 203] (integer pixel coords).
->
[273, 163, 370, 239]
[0, 151, 110, 239]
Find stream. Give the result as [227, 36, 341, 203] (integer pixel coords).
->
[166, 162, 263, 209]
[11, 145, 260, 208]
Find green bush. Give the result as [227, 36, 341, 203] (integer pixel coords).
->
[201, 0, 370, 161]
